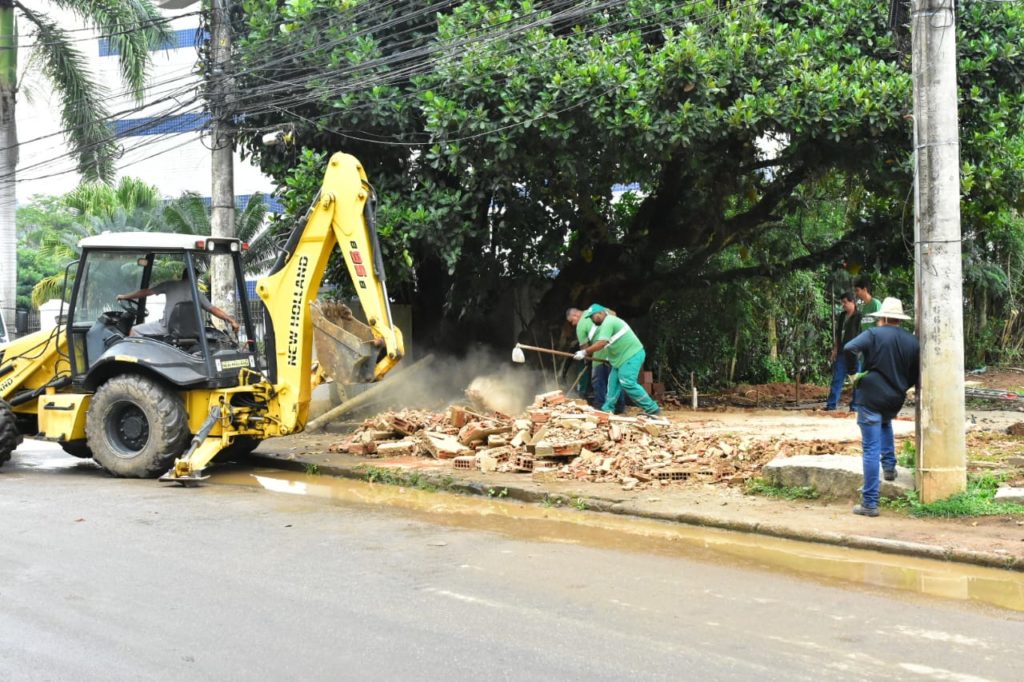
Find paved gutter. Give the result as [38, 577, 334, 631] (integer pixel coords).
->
[244, 446, 1024, 572]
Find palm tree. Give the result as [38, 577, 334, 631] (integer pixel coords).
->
[0, 0, 170, 328]
[30, 178, 163, 306]
[162, 193, 276, 275]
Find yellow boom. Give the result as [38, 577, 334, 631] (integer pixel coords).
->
[164, 153, 404, 480]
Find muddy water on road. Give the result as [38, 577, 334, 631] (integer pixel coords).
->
[211, 466, 1024, 613]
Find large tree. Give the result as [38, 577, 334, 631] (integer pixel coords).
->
[0, 0, 170, 328]
[234, 0, 1024, 350]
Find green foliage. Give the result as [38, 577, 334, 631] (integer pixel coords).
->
[15, 182, 271, 308]
[161, 193, 274, 275]
[303, 463, 321, 476]
[888, 474, 1024, 518]
[233, 0, 1024, 377]
[897, 440, 916, 469]
[22, 179, 165, 307]
[745, 477, 820, 500]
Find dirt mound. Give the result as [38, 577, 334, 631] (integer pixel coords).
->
[967, 368, 1024, 392]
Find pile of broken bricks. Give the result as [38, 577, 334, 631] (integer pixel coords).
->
[331, 390, 854, 490]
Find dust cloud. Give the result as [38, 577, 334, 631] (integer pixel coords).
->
[364, 347, 560, 416]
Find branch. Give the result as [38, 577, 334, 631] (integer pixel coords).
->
[698, 240, 849, 285]
[722, 164, 808, 234]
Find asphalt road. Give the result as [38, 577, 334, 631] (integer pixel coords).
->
[2, 441, 1023, 682]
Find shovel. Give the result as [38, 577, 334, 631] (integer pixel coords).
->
[511, 343, 608, 364]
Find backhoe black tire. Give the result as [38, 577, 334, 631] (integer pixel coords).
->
[60, 441, 93, 459]
[0, 399, 23, 468]
[85, 375, 190, 478]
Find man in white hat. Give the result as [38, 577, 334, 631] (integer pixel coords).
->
[843, 297, 919, 517]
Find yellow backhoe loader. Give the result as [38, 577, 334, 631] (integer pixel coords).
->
[0, 153, 403, 482]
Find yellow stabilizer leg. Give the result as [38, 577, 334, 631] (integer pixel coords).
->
[161, 438, 227, 485]
[160, 406, 228, 485]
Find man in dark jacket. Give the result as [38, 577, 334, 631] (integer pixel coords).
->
[825, 292, 861, 411]
[843, 297, 920, 517]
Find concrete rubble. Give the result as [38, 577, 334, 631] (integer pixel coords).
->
[328, 390, 856, 490]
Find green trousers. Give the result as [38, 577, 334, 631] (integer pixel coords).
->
[602, 349, 660, 414]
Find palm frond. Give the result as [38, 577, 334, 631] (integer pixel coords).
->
[115, 177, 160, 212]
[32, 272, 67, 308]
[64, 177, 160, 218]
[236, 194, 268, 242]
[43, 0, 171, 99]
[17, 5, 117, 182]
[161, 193, 210, 235]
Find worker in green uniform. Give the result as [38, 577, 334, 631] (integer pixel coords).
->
[575, 309, 660, 415]
[565, 307, 594, 399]
[566, 304, 625, 412]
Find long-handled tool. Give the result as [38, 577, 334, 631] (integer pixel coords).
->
[511, 342, 608, 364]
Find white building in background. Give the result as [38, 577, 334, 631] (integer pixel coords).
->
[15, 5, 277, 210]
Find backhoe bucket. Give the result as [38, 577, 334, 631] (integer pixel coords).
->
[311, 300, 379, 384]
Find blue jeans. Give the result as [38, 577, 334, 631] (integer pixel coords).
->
[575, 362, 592, 399]
[602, 350, 660, 414]
[591, 362, 625, 413]
[856, 406, 896, 508]
[826, 354, 849, 410]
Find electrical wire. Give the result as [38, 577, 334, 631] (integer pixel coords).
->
[11, 10, 202, 49]
[230, 0, 765, 146]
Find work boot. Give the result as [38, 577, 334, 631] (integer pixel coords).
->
[883, 468, 897, 482]
[852, 504, 879, 517]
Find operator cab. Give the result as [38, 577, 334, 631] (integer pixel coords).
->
[66, 232, 261, 390]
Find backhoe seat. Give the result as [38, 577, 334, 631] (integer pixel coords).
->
[167, 301, 200, 346]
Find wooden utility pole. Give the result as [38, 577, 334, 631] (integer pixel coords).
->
[911, 0, 966, 501]
[209, 0, 235, 310]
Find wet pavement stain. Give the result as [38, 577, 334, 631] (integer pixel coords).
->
[210, 466, 1024, 614]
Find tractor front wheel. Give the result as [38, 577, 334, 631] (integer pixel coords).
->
[86, 375, 190, 478]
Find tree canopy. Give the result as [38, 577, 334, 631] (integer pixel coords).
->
[231, 0, 1024, 369]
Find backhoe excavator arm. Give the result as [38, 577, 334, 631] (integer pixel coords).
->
[255, 153, 404, 434]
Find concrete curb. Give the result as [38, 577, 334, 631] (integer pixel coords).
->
[245, 454, 1023, 572]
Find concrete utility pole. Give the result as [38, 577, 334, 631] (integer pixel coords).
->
[911, 0, 967, 502]
[209, 0, 235, 311]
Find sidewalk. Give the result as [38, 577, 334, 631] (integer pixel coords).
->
[248, 430, 1024, 572]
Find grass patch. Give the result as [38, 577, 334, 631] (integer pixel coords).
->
[361, 465, 455, 493]
[303, 463, 321, 476]
[886, 473, 1024, 517]
[744, 477, 819, 500]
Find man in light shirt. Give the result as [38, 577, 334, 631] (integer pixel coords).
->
[118, 269, 239, 337]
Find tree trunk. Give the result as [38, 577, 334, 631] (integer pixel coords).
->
[0, 86, 17, 329]
[767, 314, 779, 362]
